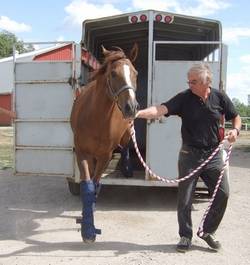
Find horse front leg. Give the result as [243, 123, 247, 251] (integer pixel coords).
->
[80, 176, 101, 243]
[82, 154, 112, 233]
[90, 154, 113, 211]
[75, 151, 100, 243]
[79, 154, 112, 243]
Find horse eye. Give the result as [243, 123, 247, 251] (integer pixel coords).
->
[111, 71, 117, 78]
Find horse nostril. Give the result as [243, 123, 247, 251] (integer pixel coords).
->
[125, 103, 132, 113]
[124, 101, 138, 118]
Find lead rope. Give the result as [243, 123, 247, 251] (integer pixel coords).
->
[130, 125, 232, 235]
[197, 144, 232, 236]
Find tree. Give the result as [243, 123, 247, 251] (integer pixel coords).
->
[0, 30, 34, 59]
[232, 98, 250, 129]
[232, 98, 250, 117]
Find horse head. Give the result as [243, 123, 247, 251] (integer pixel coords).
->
[101, 44, 139, 119]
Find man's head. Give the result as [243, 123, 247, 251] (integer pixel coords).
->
[187, 63, 212, 85]
[187, 63, 213, 95]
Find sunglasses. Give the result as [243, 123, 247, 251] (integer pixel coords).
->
[187, 80, 199, 85]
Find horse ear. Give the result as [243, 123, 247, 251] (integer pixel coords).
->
[101, 45, 109, 56]
[129, 43, 138, 62]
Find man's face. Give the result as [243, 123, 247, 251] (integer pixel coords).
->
[187, 73, 208, 94]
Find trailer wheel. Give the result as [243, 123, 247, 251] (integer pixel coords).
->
[68, 180, 80, 196]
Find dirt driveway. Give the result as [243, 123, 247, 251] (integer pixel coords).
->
[0, 131, 249, 265]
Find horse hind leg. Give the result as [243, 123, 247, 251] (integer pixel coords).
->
[119, 129, 133, 178]
[120, 145, 133, 178]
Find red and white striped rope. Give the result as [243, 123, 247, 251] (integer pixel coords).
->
[130, 125, 233, 236]
[130, 126, 230, 183]
[197, 144, 232, 237]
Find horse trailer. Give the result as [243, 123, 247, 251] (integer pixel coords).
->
[13, 10, 228, 194]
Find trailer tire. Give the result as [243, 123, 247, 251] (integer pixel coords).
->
[68, 180, 80, 196]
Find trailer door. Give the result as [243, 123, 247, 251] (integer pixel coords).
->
[14, 59, 75, 176]
[147, 44, 220, 180]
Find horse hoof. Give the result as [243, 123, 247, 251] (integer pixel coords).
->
[121, 167, 133, 178]
[82, 237, 96, 243]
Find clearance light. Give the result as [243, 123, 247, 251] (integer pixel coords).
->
[164, 15, 173, 24]
[130, 15, 138, 23]
[155, 14, 163, 22]
[140, 14, 147, 22]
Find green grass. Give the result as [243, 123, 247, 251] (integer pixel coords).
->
[0, 127, 14, 169]
[0, 144, 14, 169]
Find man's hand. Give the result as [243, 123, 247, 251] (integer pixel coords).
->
[135, 110, 141, 119]
[227, 128, 239, 143]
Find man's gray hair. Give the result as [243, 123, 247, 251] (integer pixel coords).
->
[188, 63, 213, 85]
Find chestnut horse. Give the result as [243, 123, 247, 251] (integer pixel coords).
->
[70, 44, 139, 242]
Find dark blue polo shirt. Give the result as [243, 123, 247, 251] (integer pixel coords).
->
[162, 88, 238, 149]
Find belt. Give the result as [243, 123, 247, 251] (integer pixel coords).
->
[182, 144, 219, 152]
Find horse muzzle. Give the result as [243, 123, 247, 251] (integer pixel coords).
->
[122, 98, 139, 119]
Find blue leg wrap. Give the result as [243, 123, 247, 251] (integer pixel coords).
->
[80, 180, 101, 241]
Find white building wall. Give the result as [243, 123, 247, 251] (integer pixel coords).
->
[0, 54, 34, 94]
[0, 60, 13, 93]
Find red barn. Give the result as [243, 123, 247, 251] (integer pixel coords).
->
[0, 93, 12, 126]
[33, 44, 73, 61]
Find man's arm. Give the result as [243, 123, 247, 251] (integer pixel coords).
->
[227, 114, 241, 143]
[136, 105, 168, 120]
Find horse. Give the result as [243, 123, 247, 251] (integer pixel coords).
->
[70, 44, 139, 242]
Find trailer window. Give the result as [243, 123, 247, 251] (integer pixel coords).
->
[155, 43, 220, 62]
[204, 48, 219, 62]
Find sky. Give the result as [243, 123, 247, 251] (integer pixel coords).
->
[0, 0, 250, 104]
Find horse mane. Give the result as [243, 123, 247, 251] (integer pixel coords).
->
[90, 48, 127, 81]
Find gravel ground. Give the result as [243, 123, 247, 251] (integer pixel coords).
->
[0, 132, 249, 265]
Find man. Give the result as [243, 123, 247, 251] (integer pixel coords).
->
[136, 63, 241, 252]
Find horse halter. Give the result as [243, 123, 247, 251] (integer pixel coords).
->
[107, 78, 136, 101]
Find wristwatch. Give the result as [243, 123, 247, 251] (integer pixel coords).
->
[233, 127, 240, 136]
